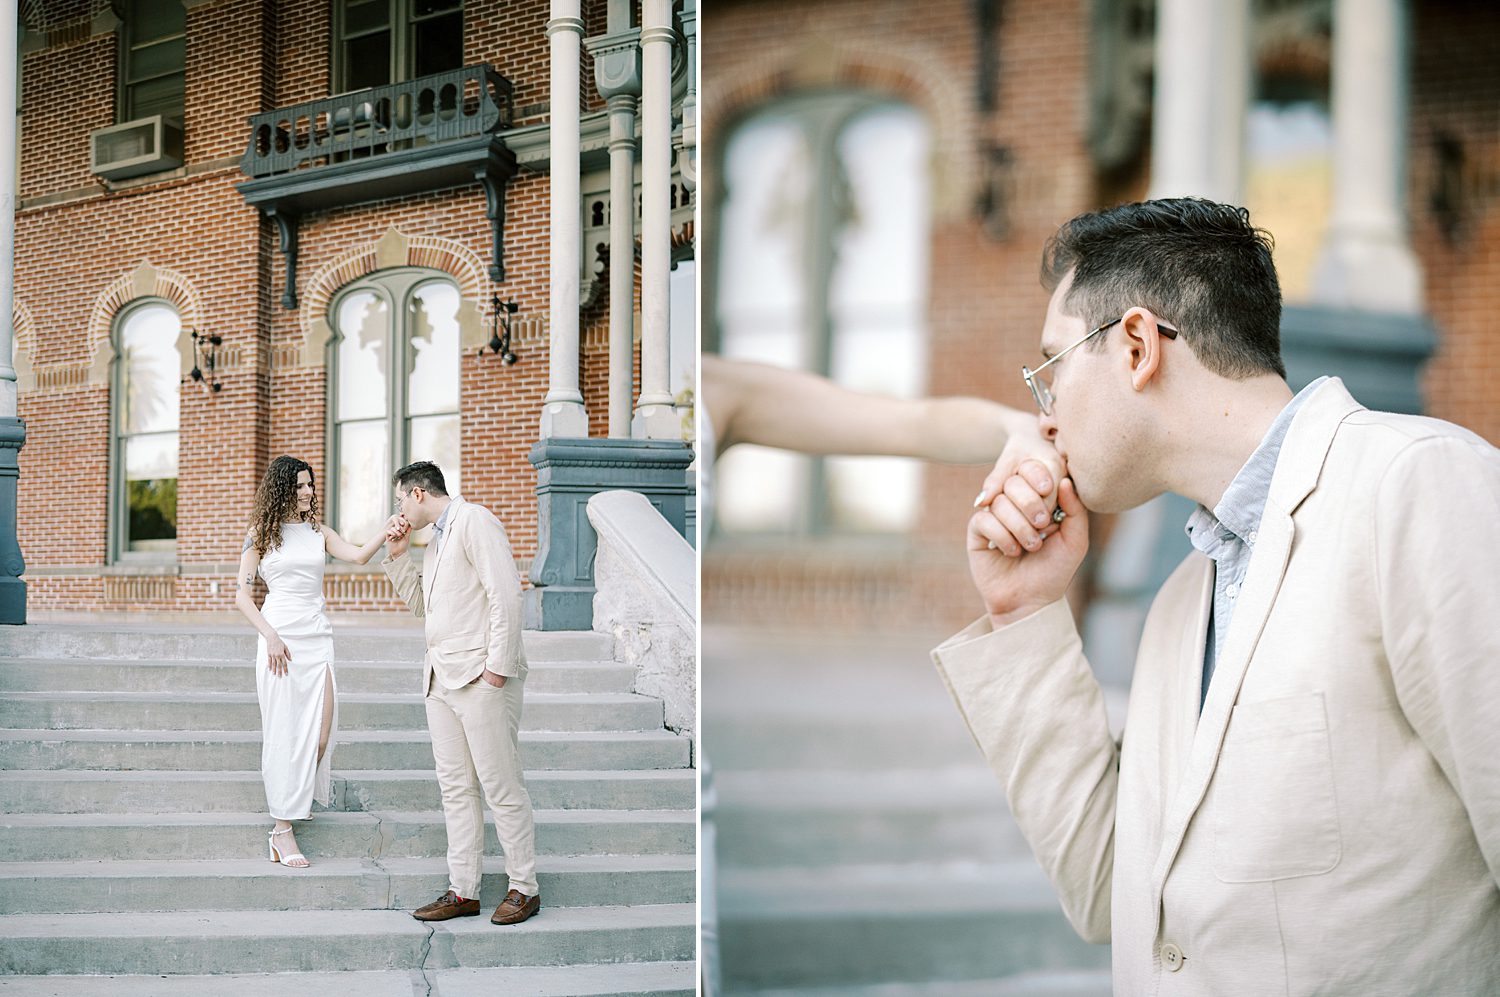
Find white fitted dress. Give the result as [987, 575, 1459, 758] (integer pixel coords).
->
[253, 523, 338, 820]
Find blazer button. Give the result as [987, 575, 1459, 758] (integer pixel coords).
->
[1162, 942, 1185, 972]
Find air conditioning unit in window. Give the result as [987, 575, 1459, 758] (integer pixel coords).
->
[90, 115, 184, 181]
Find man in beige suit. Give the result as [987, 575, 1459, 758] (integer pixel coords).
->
[940, 198, 1500, 994]
[381, 460, 540, 925]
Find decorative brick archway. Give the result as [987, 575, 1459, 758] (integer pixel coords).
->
[297, 228, 491, 367]
[85, 263, 204, 386]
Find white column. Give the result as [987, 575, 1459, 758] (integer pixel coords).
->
[589, 0, 642, 439]
[541, 0, 589, 438]
[1311, 0, 1423, 313]
[606, 95, 637, 438]
[1147, 0, 1251, 203]
[633, 0, 677, 439]
[0, 12, 18, 419]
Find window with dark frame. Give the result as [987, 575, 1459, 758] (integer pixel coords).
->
[113, 301, 181, 558]
[334, 0, 465, 95]
[328, 270, 462, 549]
[119, 0, 186, 123]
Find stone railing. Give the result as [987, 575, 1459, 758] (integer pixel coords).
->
[240, 64, 514, 178]
[586, 490, 696, 748]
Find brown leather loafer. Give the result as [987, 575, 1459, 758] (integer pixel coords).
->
[490, 889, 540, 924]
[412, 890, 480, 921]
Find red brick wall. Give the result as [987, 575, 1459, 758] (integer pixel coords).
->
[16, 1, 660, 616]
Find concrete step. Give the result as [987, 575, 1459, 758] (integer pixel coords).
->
[741, 970, 1114, 996]
[0, 904, 695, 975]
[0, 853, 696, 914]
[0, 728, 691, 772]
[0, 691, 664, 732]
[0, 963, 697, 996]
[0, 658, 639, 695]
[718, 864, 1110, 990]
[0, 809, 696, 861]
[0, 624, 613, 663]
[705, 713, 980, 771]
[0, 768, 697, 813]
[0, 803, 690, 857]
[713, 768, 1025, 867]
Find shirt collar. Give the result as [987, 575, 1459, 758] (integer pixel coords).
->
[1185, 376, 1328, 552]
[433, 501, 453, 535]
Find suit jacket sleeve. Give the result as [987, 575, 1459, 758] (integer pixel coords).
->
[462, 508, 524, 678]
[1376, 434, 1500, 887]
[932, 600, 1118, 944]
[381, 549, 426, 618]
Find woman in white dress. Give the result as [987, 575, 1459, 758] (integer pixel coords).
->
[234, 456, 388, 868]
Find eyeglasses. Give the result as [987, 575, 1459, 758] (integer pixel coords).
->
[1022, 315, 1178, 415]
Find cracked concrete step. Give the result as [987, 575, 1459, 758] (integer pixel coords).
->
[740, 970, 1113, 996]
[0, 691, 664, 732]
[0, 625, 612, 663]
[713, 768, 1026, 867]
[0, 768, 697, 813]
[0, 904, 695, 975]
[718, 864, 1110, 990]
[0, 728, 691, 772]
[0, 658, 639, 695]
[0, 963, 698, 996]
[0, 809, 696, 862]
[0, 854, 696, 913]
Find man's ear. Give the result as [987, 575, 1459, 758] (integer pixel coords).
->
[1121, 307, 1165, 392]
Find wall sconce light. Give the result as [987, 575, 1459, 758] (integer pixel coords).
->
[189, 330, 222, 393]
[480, 295, 518, 365]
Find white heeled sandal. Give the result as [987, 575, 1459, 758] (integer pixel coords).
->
[268, 826, 309, 868]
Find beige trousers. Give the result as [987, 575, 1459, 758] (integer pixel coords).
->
[424, 674, 538, 899]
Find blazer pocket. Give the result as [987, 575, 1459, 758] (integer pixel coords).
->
[1210, 691, 1342, 883]
[430, 631, 486, 671]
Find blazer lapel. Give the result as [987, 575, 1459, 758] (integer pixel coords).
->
[424, 498, 464, 598]
[1146, 377, 1365, 938]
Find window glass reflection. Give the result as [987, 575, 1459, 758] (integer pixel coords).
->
[408, 281, 459, 416]
[338, 292, 389, 421]
[338, 420, 390, 543]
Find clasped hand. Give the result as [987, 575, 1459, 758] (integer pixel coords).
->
[384, 513, 412, 555]
[968, 429, 1090, 628]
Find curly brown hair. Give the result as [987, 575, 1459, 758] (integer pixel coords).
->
[247, 456, 321, 557]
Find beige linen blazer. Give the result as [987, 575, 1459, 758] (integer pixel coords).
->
[933, 378, 1500, 996]
[382, 497, 528, 694]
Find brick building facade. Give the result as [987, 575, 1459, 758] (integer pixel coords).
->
[13, 0, 695, 618]
[701, 0, 1500, 638]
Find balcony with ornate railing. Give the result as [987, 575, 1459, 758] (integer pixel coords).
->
[237, 65, 517, 307]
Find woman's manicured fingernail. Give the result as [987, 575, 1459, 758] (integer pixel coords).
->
[1033, 513, 1049, 527]
[973, 491, 988, 508]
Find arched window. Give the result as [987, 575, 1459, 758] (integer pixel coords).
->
[112, 300, 181, 559]
[328, 269, 461, 546]
[713, 94, 932, 535]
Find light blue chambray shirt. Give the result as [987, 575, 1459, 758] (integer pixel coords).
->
[431, 501, 453, 559]
[1185, 376, 1328, 710]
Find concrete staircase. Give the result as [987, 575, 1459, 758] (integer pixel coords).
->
[704, 625, 1118, 996]
[0, 623, 696, 996]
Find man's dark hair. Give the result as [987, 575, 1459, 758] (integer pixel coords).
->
[1041, 197, 1286, 379]
[393, 460, 449, 496]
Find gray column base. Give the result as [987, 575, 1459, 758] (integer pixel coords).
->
[0, 417, 27, 626]
[525, 437, 694, 631]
